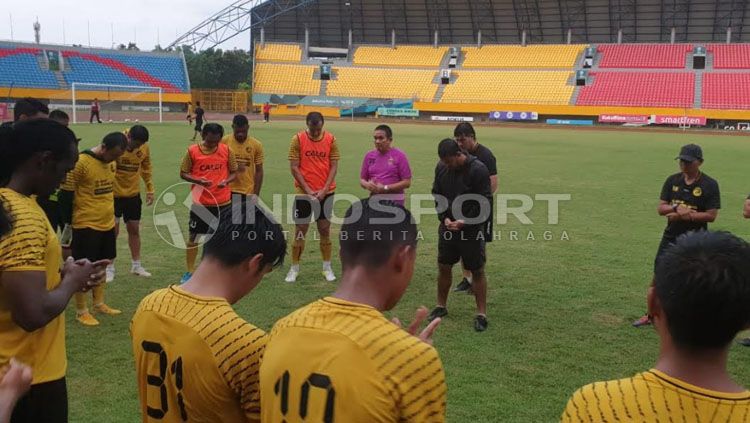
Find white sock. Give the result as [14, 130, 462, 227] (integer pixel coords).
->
[290, 264, 300, 272]
[466, 275, 473, 283]
[132, 260, 141, 268]
[107, 264, 115, 272]
[322, 261, 332, 271]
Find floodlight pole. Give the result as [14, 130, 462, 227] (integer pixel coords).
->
[72, 83, 77, 124]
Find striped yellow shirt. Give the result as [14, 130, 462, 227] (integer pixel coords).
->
[131, 286, 266, 423]
[260, 297, 447, 422]
[562, 369, 750, 422]
[67, 151, 117, 231]
[0, 188, 66, 384]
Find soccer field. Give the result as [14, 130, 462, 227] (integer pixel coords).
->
[64, 120, 750, 422]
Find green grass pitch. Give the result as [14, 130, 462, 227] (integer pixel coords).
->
[64, 120, 750, 422]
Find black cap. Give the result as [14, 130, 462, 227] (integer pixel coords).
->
[676, 144, 703, 162]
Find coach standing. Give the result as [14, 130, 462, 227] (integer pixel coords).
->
[453, 122, 497, 293]
[633, 143, 720, 327]
[429, 139, 493, 332]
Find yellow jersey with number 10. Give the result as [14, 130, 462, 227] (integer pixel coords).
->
[260, 297, 447, 423]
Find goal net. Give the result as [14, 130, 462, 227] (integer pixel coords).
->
[69, 82, 163, 124]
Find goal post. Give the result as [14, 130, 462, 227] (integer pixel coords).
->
[70, 82, 163, 124]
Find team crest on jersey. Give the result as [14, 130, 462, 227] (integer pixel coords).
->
[693, 187, 702, 197]
[672, 185, 679, 192]
[388, 157, 395, 166]
[136, 151, 143, 158]
[246, 147, 252, 153]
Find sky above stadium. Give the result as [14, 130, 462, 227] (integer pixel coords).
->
[4, 1, 250, 51]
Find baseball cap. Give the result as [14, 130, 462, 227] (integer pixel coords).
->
[676, 144, 703, 162]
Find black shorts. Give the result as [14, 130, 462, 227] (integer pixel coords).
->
[293, 194, 334, 224]
[194, 120, 203, 132]
[654, 235, 677, 272]
[37, 195, 60, 232]
[11, 377, 68, 423]
[438, 230, 486, 271]
[115, 195, 143, 222]
[57, 190, 73, 226]
[71, 228, 117, 261]
[188, 204, 224, 236]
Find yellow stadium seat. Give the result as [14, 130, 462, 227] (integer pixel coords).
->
[441, 71, 574, 104]
[255, 43, 302, 62]
[253, 63, 320, 96]
[327, 67, 438, 101]
[353, 46, 448, 67]
[462, 45, 585, 68]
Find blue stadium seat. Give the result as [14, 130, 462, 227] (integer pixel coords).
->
[0, 51, 59, 89]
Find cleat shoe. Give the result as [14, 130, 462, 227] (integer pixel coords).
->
[180, 272, 192, 284]
[322, 269, 336, 282]
[427, 306, 448, 322]
[105, 266, 115, 283]
[738, 338, 750, 347]
[76, 312, 100, 326]
[285, 268, 299, 283]
[474, 315, 489, 332]
[94, 304, 122, 315]
[453, 278, 472, 293]
[131, 265, 152, 277]
[632, 315, 652, 328]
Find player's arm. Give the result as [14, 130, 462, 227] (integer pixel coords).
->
[253, 144, 264, 196]
[382, 178, 411, 194]
[487, 154, 498, 194]
[288, 135, 314, 195]
[490, 175, 498, 194]
[0, 234, 104, 331]
[658, 176, 677, 216]
[744, 197, 750, 218]
[140, 150, 155, 205]
[432, 164, 449, 223]
[318, 138, 340, 198]
[318, 160, 338, 199]
[218, 150, 239, 188]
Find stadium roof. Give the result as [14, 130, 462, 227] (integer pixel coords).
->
[246, 0, 750, 47]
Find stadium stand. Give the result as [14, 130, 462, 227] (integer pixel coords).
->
[708, 44, 750, 69]
[253, 63, 321, 96]
[255, 43, 302, 62]
[597, 44, 693, 69]
[0, 47, 59, 89]
[353, 46, 447, 67]
[441, 71, 573, 104]
[0, 42, 190, 96]
[462, 45, 584, 68]
[702, 73, 750, 110]
[62, 51, 185, 93]
[327, 67, 437, 101]
[577, 72, 694, 108]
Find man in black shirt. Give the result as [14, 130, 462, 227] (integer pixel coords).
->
[453, 123, 498, 293]
[741, 196, 750, 346]
[192, 101, 205, 141]
[633, 143, 720, 327]
[428, 139, 493, 332]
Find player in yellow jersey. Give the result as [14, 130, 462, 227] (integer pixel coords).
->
[47, 110, 77, 259]
[0, 119, 106, 422]
[108, 125, 155, 282]
[131, 205, 286, 423]
[261, 199, 447, 423]
[68, 132, 127, 326]
[222, 114, 264, 218]
[562, 231, 750, 422]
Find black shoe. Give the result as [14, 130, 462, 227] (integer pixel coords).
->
[427, 306, 448, 322]
[453, 278, 472, 293]
[474, 315, 488, 332]
[738, 338, 750, 347]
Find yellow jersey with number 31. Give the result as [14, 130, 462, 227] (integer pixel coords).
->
[260, 297, 447, 423]
[130, 286, 266, 423]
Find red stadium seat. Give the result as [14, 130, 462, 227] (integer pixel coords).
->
[576, 72, 694, 108]
[701, 73, 750, 110]
[597, 44, 693, 69]
[707, 44, 750, 69]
